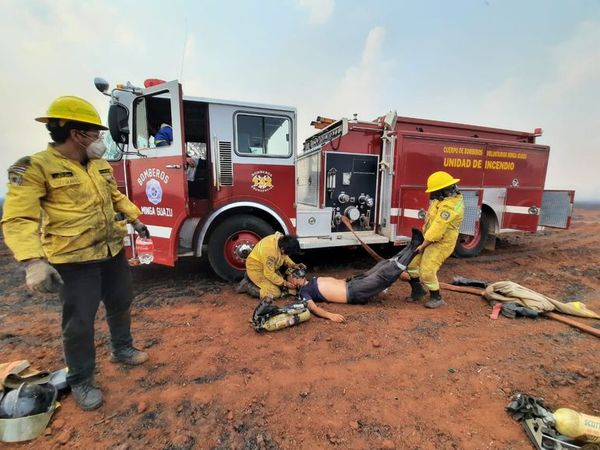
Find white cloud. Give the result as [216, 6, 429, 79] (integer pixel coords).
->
[328, 26, 393, 119]
[477, 20, 600, 200]
[297, 0, 334, 25]
[0, 0, 152, 197]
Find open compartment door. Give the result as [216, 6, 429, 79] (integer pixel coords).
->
[539, 190, 575, 229]
[459, 189, 483, 236]
[127, 80, 188, 266]
[502, 188, 542, 231]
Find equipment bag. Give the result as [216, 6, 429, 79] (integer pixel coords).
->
[252, 300, 311, 332]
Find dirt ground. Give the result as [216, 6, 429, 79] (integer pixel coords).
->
[1, 207, 599, 450]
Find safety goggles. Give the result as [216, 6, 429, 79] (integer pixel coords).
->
[78, 130, 106, 140]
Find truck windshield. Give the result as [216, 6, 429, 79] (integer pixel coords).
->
[103, 131, 123, 161]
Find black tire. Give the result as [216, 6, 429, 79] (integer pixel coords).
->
[208, 214, 274, 281]
[454, 213, 490, 257]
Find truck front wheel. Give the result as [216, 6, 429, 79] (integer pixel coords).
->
[208, 215, 275, 281]
[454, 214, 489, 257]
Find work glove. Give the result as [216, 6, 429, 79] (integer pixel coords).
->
[133, 219, 150, 238]
[25, 260, 64, 294]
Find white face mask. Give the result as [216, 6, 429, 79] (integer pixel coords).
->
[78, 131, 107, 160]
[86, 139, 107, 159]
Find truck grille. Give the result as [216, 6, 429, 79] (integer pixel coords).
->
[218, 141, 233, 186]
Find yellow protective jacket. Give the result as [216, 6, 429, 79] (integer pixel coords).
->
[423, 193, 464, 244]
[246, 232, 297, 287]
[1, 145, 141, 263]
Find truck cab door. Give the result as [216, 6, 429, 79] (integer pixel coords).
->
[127, 80, 188, 266]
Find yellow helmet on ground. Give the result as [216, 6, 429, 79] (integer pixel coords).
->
[35, 96, 107, 129]
[426, 171, 460, 193]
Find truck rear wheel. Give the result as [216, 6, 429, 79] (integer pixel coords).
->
[454, 214, 489, 257]
[208, 215, 274, 281]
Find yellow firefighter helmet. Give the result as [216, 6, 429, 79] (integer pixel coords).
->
[425, 171, 460, 193]
[35, 96, 107, 129]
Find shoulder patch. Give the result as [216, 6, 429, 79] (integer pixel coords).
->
[8, 156, 32, 185]
[8, 156, 31, 172]
[440, 210, 451, 220]
[14, 156, 32, 166]
[266, 256, 276, 268]
[8, 171, 23, 185]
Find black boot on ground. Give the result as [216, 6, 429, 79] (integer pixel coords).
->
[235, 273, 251, 294]
[110, 346, 149, 365]
[71, 379, 103, 411]
[425, 290, 446, 309]
[407, 277, 426, 302]
[236, 274, 260, 298]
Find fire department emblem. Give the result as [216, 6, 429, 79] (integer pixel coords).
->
[251, 171, 274, 192]
[146, 178, 163, 205]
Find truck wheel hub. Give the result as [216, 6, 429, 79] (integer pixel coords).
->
[234, 241, 254, 261]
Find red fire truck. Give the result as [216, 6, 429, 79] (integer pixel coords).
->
[95, 78, 574, 281]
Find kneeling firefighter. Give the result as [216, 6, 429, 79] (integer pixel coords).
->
[1, 96, 150, 411]
[407, 171, 464, 308]
[237, 232, 305, 301]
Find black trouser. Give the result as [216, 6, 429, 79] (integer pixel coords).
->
[53, 251, 134, 385]
[346, 260, 402, 304]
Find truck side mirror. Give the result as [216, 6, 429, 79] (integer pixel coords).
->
[94, 77, 110, 94]
[108, 104, 129, 144]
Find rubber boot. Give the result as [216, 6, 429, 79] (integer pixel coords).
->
[407, 277, 426, 302]
[425, 290, 446, 309]
[246, 282, 260, 299]
[391, 228, 425, 269]
[110, 346, 149, 365]
[235, 273, 251, 294]
[71, 379, 103, 411]
[236, 274, 260, 298]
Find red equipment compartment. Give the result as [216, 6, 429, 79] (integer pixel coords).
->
[397, 135, 486, 189]
[481, 144, 549, 189]
[502, 188, 543, 231]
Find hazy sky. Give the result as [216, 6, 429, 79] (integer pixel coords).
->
[1, 0, 599, 200]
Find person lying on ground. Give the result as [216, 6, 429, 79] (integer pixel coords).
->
[256, 228, 424, 323]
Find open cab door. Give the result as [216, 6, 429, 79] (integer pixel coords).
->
[126, 80, 188, 266]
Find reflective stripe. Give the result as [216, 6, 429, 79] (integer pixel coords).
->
[424, 281, 440, 290]
[146, 225, 172, 239]
[403, 208, 422, 219]
[390, 208, 399, 216]
[505, 205, 537, 215]
[455, 198, 464, 211]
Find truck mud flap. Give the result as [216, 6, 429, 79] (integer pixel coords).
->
[539, 190, 574, 229]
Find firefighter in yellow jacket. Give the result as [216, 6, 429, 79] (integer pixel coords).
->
[1, 96, 150, 411]
[241, 232, 305, 300]
[407, 171, 464, 308]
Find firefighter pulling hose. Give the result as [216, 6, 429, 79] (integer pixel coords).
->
[407, 171, 465, 309]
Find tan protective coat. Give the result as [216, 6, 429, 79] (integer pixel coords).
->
[246, 232, 298, 298]
[2, 145, 140, 263]
[408, 194, 464, 290]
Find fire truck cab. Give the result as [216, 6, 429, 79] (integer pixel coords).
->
[97, 78, 574, 281]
